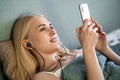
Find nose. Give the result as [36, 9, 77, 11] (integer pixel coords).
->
[47, 27, 56, 36]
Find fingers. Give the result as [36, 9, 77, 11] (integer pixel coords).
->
[101, 32, 106, 39]
[83, 19, 89, 28]
[76, 19, 89, 37]
[91, 16, 93, 21]
[77, 18, 100, 35]
[91, 17, 103, 33]
[93, 27, 98, 33]
[88, 23, 95, 31]
[78, 19, 98, 33]
[95, 22, 102, 33]
[82, 19, 94, 30]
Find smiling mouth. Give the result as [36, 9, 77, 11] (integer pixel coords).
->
[50, 38, 58, 42]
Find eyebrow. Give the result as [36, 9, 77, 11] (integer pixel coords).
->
[37, 24, 46, 28]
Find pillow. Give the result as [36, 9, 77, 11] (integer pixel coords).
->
[0, 40, 16, 79]
[107, 29, 120, 46]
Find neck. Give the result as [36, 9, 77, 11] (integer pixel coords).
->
[42, 53, 59, 71]
[33, 49, 59, 71]
[31, 48, 74, 72]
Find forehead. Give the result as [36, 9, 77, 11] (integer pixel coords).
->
[32, 16, 49, 25]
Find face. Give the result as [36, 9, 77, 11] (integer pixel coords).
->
[26, 16, 60, 54]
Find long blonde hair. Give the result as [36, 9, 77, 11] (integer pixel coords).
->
[12, 14, 43, 80]
[11, 14, 69, 80]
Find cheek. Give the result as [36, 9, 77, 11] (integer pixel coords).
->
[31, 36, 49, 47]
[28, 33, 49, 46]
[28, 33, 59, 52]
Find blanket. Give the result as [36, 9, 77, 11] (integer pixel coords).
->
[61, 43, 120, 80]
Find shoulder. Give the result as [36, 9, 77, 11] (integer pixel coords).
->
[32, 72, 61, 80]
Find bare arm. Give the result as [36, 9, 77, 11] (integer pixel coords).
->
[83, 47, 104, 80]
[93, 19, 120, 66]
[100, 45, 120, 65]
[76, 19, 104, 80]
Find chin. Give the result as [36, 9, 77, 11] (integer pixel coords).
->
[52, 44, 60, 50]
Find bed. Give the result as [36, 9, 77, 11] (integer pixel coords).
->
[107, 29, 120, 46]
[0, 29, 120, 80]
[61, 29, 120, 80]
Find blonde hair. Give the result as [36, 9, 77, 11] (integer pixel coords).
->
[12, 14, 44, 80]
[11, 14, 69, 80]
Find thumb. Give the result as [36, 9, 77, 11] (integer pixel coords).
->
[83, 19, 89, 28]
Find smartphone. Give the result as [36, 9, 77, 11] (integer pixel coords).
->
[79, 3, 92, 25]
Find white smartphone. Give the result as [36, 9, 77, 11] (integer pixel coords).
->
[79, 3, 92, 25]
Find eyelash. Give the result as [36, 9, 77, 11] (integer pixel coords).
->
[40, 27, 46, 31]
[40, 24, 54, 31]
[50, 24, 54, 29]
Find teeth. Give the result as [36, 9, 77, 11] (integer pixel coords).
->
[50, 38, 57, 42]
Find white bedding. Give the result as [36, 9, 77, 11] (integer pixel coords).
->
[107, 29, 120, 46]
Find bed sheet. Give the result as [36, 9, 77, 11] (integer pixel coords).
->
[107, 29, 120, 46]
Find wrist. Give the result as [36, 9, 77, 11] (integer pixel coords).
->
[82, 44, 95, 51]
[83, 46, 96, 55]
[100, 45, 110, 53]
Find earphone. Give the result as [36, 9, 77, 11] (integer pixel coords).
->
[27, 42, 32, 47]
[26, 42, 68, 77]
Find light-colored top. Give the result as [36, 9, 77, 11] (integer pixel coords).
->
[41, 66, 65, 78]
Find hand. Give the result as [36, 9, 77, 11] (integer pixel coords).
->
[91, 19, 107, 53]
[77, 20, 105, 80]
[76, 19, 98, 50]
[96, 32, 107, 52]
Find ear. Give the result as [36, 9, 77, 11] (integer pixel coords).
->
[21, 39, 33, 50]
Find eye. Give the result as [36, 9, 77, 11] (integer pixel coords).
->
[50, 26, 53, 29]
[50, 24, 54, 29]
[40, 27, 46, 31]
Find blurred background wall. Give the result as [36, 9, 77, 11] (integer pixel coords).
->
[0, 0, 120, 49]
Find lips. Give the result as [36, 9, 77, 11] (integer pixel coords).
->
[50, 37, 58, 42]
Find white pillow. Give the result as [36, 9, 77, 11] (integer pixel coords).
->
[107, 29, 120, 46]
